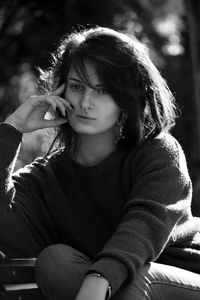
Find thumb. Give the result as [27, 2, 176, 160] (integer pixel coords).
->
[43, 117, 68, 128]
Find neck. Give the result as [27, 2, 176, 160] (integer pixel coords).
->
[75, 132, 117, 167]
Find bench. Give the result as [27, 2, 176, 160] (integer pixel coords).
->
[0, 258, 45, 299]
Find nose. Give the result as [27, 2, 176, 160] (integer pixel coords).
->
[79, 90, 93, 110]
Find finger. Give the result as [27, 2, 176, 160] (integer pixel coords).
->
[52, 83, 66, 96]
[50, 96, 67, 116]
[41, 96, 64, 116]
[54, 95, 74, 110]
[32, 95, 57, 112]
[42, 117, 68, 128]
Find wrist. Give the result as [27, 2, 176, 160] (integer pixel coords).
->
[85, 273, 112, 300]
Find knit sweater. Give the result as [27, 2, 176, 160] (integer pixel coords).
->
[1, 124, 200, 295]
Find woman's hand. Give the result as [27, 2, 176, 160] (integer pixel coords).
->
[75, 276, 109, 300]
[4, 84, 73, 133]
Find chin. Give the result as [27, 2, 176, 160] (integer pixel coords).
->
[69, 123, 94, 135]
[69, 120, 114, 137]
[74, 129, 98, 136]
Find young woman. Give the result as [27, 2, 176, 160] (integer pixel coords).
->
[1, 26, 200, 300]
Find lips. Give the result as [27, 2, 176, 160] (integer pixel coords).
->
[76, 115, 96, 120]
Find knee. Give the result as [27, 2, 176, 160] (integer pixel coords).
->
[35, 244, 60, 279]
[35, 245, 66, 299]
[35, 244, 89, 300]
[35, 244, 88, 276]
[35, 244, 74, 274]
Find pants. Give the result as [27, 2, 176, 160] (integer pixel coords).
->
[35, 244, 200, 300]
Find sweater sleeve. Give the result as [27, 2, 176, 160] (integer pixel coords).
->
[87, 133, 192, 295]
[0, 125, 57, 258]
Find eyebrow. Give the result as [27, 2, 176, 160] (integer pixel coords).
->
[68, 77, 105, 88]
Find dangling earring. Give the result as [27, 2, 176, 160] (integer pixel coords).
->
[114, 111, 128, 144]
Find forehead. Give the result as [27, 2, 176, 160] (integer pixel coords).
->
[67, 60, 101, 83]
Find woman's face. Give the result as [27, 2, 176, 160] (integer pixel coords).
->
[65, 60, 121, 139]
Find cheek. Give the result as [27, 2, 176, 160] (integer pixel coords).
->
[64, 89, 77, 106]
[101, 105, 120, 125]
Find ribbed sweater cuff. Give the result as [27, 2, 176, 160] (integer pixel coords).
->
[0, 124, 22, 145]
[88, 257, 128, 295]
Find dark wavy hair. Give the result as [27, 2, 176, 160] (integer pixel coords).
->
[39, 26, 178, 156]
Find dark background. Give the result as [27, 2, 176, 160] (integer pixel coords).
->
[1, 0, 200, 215]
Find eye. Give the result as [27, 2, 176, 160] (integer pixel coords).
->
[69, 83, 83, 91]
[97, 88, 109, 95]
